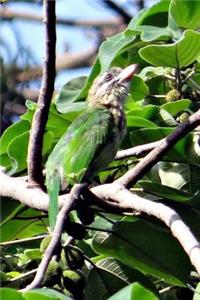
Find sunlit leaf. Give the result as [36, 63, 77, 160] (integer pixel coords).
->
[139, 30, 200, 67]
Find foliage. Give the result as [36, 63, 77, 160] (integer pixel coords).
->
[0, 0, 200, 299]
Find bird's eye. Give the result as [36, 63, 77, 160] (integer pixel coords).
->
[104, 73, 113, 82]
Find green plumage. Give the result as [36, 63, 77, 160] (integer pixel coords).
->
[46, 65, 136, 229]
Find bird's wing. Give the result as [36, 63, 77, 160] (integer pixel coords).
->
[62, 108, 114, 184]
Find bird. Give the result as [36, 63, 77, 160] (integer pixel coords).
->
[46, 64, 137, 229]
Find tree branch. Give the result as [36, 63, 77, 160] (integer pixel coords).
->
[16, 48, 97, 82]
[116, 109, 200, 188]
[102, 0, 132, 24]
[0, 7, 121, 29]
[27, 0, 56, 187]
[1, 172, 200, 276]
[115, 140, 163, 160]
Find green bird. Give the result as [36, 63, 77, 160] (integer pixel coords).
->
[46, 64, 137, 229]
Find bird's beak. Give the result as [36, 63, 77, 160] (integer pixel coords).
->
[117, 64, 138, 83]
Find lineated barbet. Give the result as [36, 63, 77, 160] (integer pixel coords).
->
[46, 64, 137, 229]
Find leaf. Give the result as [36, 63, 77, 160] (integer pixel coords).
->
[193, 280, 200, 300]
[127, 116, 157, 128]
[0, 120, 30, 155]
[98, 258, 159, 296]
[56, 76, 87, 113]
[85, 258, 159, 300]
[98, 32, 137, 73]
[92, 219, 191, 286]
[108, 283, 160, 300]
[139, 66, 167, 81]
[169, 0, 200, 30]
[129, 75, 149, 101]
[0, 207, 47, 242]
[139, 30, 200, 67]
[0, 288, 24, 300]
[139, 181, 195, 204]
[137, 25, 171, 42]
[128, 0, 170, 29]
[22, 288, 71, 300]
[8, 131, 53, 175]
[161, 99, 192, 116]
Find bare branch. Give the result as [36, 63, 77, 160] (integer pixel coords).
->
[115, 140, 163, 160]
[16, 48, 97, 82]
[0, 7, 121, 29]
[116, 109, 200, 188]
[27, 0, 56, 187]
[102, 0, 132, 24]
[1, 172, 200, 276]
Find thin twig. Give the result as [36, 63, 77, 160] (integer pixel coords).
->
[0, 234, 47, 246]
[115, 140, 163, 160]
[27, 0, 56, 187]
[116, 109, 200, 188]
[102, 0, 132, 24]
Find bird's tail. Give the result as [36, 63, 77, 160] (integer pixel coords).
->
[46, 170, 61, 230]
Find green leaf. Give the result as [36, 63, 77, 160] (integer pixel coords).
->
[139, 181, 195, 204]
[169, 0, 200, 30]
[128, 0, 170, 29]
[0, 207, 47, 242]
[137, 25, 171, 42]
[56, 76, 87, 113]
[92, 219, 191, 286]
[85, 258, 159, 300]
[98, 32, 137, 73]
[24, 249, 41, 260]
[108, 283, 160, 300]
[22, 288, 71, 300]
[0, 288, 24, 300]
[0, 120, 30, 155]
[161, 99, 192, 116]
[193, 281, 200, 300]
[127, 116, 157, 128]
[139, 30, 200, 67]
[129, 75, 149, 101]
[7, 131, 53, 175]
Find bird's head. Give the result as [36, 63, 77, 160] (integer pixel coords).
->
[87, 64, 138, 109]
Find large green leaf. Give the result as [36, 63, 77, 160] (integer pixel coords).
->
[128, 0, 170, 29]
[22, 288, 71, 300]
[85, 258, 159, 300]
[7, 131, 53, 175]
[127, 116, 157, 128]
[161, 99, 192, 116]
[129, 75, 149, 101]
[0, 288, 24, 300]
[92, 219, 191, 286]
[108, 283, 160, 300]
[0, 207, 47, 242]
[0, 120, 30, 155]
[139, 30, 200, 67]
[56, 76, 87, 113]
[137, 25, 171, 42]
[138, 181, 196, 205]
[169, 0, 200, 30]
[98, 32, 137, 73]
